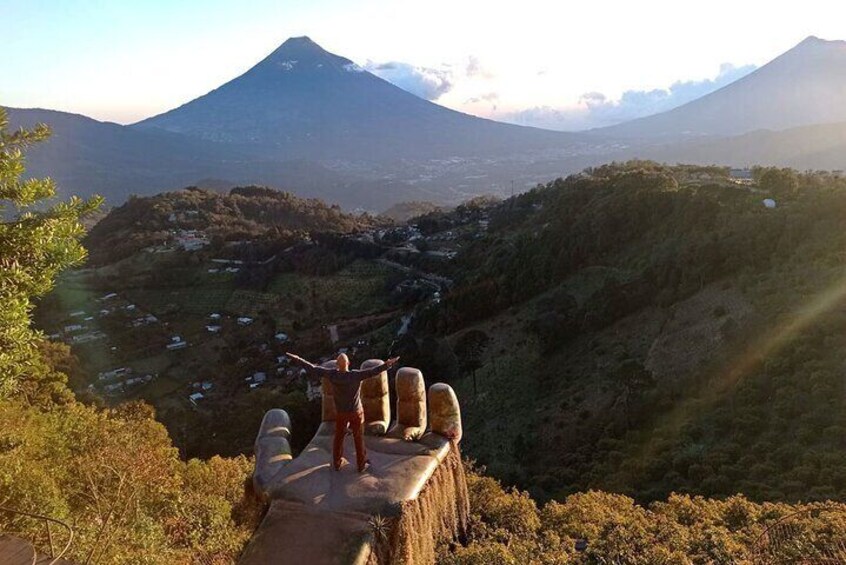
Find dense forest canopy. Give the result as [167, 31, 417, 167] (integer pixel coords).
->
[411, 161, 846, 508]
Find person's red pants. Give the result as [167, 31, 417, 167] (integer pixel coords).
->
[333, 410, 366, 471]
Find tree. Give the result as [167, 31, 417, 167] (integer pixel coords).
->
[0, 109, 262, 562]
[0, 107, 102, 393]
[454, 330, 490, 395]
[755, 166, 799, 197]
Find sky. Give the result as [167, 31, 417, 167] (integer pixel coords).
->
[3, 0, 845, 130]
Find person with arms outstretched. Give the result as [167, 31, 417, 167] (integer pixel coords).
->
[286, 351, 399, 472]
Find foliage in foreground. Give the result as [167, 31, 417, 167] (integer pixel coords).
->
[440, 463, 846, 564]
[0, 386, 262, 563]
[0, 108, 261, 564]
[0, 107, 101, 394]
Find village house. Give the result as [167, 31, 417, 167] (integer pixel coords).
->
[167, 336, 188, 350]
[245, 371, 267, 389]
[72, 331, 106, 344]
[98, 367, 130, 381]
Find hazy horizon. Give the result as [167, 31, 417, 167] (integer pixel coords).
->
[5, 0, 845, 131]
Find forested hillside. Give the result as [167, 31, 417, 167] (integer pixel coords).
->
[412, 162, 846, 506]
[84, 186, 382, 265]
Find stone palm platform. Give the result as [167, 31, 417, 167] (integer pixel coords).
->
[239, 365, 467, 565]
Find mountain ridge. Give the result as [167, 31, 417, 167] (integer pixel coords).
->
[132, 36, 583, 160]
[598, 35, 846, 139]
[11, 34, 846, 209]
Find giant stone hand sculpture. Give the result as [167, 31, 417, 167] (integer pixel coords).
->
[241, 362, 467, 565]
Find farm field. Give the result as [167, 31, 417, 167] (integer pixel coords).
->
[268, 260, 394, 325]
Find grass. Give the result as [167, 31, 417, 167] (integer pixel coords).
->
[225, 289, 280, 317]
[137, 374, 183, 401]
[451, 346, 542, 481]
[124, 283, 235, 316]
[50, 272, 100, 314]
[559, 266, 633, 305]
[132, 353, 172, 375]
[267, 260, 392, 322]
[73, 342, 121, 375]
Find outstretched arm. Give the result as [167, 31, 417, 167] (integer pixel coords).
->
[286, 352, 333, 380]
[285, 352, 315, 369]
[344, 356, 400, 382]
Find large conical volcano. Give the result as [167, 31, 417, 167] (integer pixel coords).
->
[133, 36, 576, 160]
[600, 36, 846, 139]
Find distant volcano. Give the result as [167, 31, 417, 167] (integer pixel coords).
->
[132, 36, 578, 160]
[13, 35, 846, 210]
[599, 36, 846, 139]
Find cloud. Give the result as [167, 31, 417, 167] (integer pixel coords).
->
[465, 92, 499, 104]
[365, 61, 453, 100]
[466, 56, 494, 79]
[503, 63, 757, 131]
[366, 55, 494, 101]
[464, 91, 500, 112]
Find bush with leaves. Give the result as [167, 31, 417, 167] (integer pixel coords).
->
[0, 109, 261, 563]
[0, 107, 102, 393]
[440, 463, 846, 564]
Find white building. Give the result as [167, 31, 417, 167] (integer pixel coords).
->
[98, 367, 129, 381]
